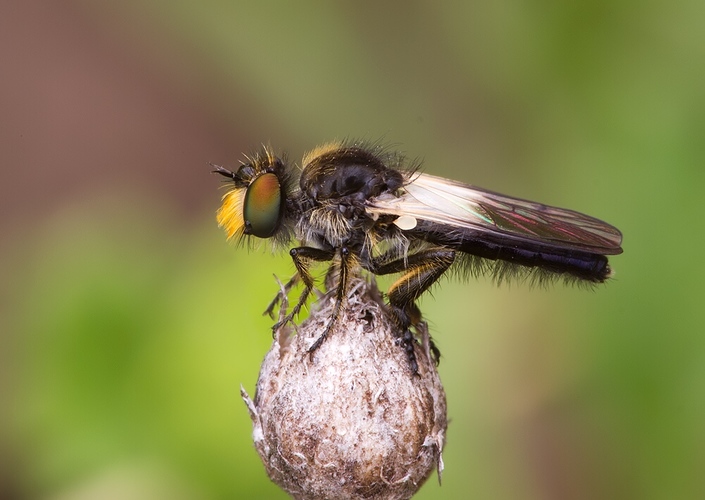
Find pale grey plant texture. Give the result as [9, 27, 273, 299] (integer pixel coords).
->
[242, 277, 447, 500]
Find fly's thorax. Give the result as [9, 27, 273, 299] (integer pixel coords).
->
[300, 144, 405, 202]
[296, 206, 352, 249]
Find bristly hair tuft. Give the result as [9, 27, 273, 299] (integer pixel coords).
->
[452, 253, 597, 289]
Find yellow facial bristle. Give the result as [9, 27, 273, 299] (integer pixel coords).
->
[217, 188, 246, 240]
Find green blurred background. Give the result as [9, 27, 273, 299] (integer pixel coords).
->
[1, 1, 703, 499]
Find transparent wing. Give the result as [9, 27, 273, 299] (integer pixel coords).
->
[367, 173, 623, 255]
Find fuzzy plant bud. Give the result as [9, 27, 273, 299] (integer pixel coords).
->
[241, 277, 447, 500]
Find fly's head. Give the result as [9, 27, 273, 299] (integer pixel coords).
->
[213, 147, 297, 246]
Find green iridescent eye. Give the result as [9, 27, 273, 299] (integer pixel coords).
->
[243, 173, 282, 238]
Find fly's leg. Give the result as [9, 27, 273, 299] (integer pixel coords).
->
[271, 246, 335, 333]
[372, 248, 455, 373]
[307, 246, 353, 355]
[412, 307, 441, 366]
[263, 273, 299, 319]
[269, 275, 294, 345]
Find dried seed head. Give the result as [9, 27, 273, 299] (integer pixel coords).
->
[242, 277, 447, 500]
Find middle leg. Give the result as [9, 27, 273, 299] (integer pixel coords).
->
[307, 246, 354, 354]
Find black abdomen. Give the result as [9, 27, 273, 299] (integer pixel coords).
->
[410, 221, 613, 283]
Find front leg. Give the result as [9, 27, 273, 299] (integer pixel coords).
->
[371, 248, 455, 373]
[272, 246, 335, 332]
[263, 273, 300, 319]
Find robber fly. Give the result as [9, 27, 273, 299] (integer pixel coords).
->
[214, 141, 623, 372]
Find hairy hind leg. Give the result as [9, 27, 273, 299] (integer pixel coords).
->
[372, 248, 455, 373]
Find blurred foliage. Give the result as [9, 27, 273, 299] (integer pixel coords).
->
[2, 1, 705, 499]
[4, 195, 291, 499]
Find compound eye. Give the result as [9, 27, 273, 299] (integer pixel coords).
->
[243, 173, 282, 238]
